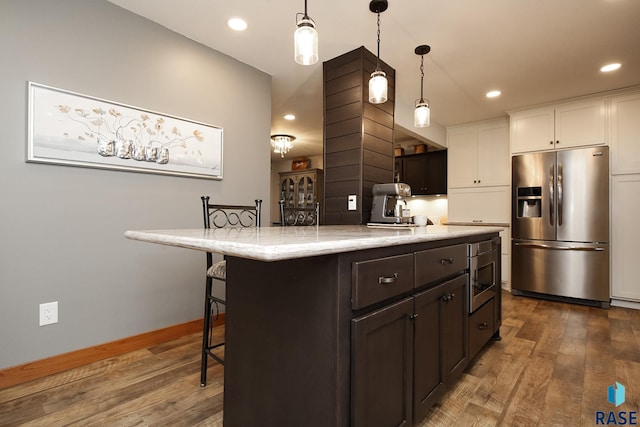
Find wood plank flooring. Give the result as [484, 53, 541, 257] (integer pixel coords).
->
[1, 291, 639, 426]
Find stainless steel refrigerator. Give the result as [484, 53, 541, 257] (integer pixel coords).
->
[511, 146, 610, 307]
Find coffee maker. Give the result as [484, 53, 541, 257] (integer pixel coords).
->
[370, 183, 412, 224]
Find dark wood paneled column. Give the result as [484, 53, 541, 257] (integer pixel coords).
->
[323, 46, 395, 224]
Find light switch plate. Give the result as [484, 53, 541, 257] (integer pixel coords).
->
[348, 195, 357, 211]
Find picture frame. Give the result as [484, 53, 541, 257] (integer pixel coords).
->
[27, 82, 223, 180]
[291, 157, 310, 171]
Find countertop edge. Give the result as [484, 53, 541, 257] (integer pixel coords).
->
[124, 226, 504, 262]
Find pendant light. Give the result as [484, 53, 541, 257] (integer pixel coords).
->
[368, 0, 388, 104]
[294, 0, 318, 65]
[414, 45, 431, 127]
[271, 134, 296, 158]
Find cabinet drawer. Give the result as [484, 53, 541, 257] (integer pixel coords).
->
[415, 244, 468, 287]
[468, 298, 494, 359]
[352, 254, 414, 310]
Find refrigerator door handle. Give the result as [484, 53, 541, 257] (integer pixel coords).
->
[514, 242, 605, 251]
[557, 163, 563, 226]
[549, 164, 555, 226]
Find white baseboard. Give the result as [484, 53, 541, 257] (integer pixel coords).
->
[610, 298, 640, 310]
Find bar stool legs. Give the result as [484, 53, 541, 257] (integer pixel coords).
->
[201, 275, 225, 387]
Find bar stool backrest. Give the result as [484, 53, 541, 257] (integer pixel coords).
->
[279, 200, 320, 226]
[202, 197, 262, 229]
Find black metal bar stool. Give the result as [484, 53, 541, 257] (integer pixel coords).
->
[200, 196, 261, 387]
[279, 200, 320, 226]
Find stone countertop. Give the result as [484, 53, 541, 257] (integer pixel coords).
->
[125, 224, 503, 262]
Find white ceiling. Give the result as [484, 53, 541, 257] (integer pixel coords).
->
[108, 0, 640, 159]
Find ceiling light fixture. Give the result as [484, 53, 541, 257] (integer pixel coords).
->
[294, 0, 318, 65]
[414, 44, 431, 128]
[486, 90, 501, 98]
[227, 18, 247, 31]
[284, 114, 296, 121]
[368, 0, 388, 104]
[271, 134, 296, 158]
[600, 63, 621, 73]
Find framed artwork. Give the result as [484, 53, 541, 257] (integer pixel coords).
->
[27, 82, 223, 179]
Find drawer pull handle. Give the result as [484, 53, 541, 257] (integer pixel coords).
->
[440, 258, 454, 265]
[378, 273, 399, 285]
[442, 293, 455, 302]
[478, 322, 489, 330]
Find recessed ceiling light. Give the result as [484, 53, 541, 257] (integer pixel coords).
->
[486, 90, 501, 98]
[284, 114, 296, 121]
[600, 63, 621, 73]
[227, 17, 247, 31]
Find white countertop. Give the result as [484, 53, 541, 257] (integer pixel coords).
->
[125, 224, 503, 262]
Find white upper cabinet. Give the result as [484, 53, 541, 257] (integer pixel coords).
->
[510, 98, 606, 153]
[610, 91, 640, 175]
[509, 106, 555, 153]
[447, 126, 477, 188]
[447, 118, 510, 188]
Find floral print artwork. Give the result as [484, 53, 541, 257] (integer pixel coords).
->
[28, 82, 223, 179]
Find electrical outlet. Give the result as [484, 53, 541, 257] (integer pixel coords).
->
[39, 301, 58, 326]
[348, 195, 357, 211]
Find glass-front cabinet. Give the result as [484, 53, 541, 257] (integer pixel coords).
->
[279, 168, 324, 218]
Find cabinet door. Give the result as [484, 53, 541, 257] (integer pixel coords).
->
[611, 175, 640, 302]
[441, 274, 468, 383]
[468, 298, 494, 359]
[413, 285, 445, 422]
[402, 155, 428, 194]
[447, 186, 510, 223]
[610, 92, 640, 174]
[447, 126, 478, 187]
[477, 122, 510, 186]
[510, 106, 555, 153]
[397, 152, 447, 195]
[555, 99, 606, 149]
[299, 174, 316, 208]
[352, 298, 414, 427]
[425, 150, 447, 194]
[281, 177, 296, 208]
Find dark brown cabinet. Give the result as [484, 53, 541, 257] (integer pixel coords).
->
[279, 169, 323, 210]
[413, 274, 468, 422]
[468, 298, 495, 359]
[351, 298, 414, 427]
[395, 151, 447, 195]
[224, 233, 501, 427]
[351, 247, 469, 427]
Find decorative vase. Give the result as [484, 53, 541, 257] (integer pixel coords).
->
[97, 138, 115, 157]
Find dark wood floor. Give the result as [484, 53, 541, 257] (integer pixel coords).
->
[1, 291, 639, 426]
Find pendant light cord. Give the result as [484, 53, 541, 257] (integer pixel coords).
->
[376, 12, 381, 70]
[420, 54, 425, 102]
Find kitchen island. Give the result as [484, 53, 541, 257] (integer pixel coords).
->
[125, 225, 502, 427]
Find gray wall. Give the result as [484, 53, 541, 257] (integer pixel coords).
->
[0, 0, 272, 370]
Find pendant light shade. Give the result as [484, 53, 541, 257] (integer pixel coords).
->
[271, 134, 296, 158]
[414, 44, 431, 128]
[368, 0, 388, 104]
[294, 0, 318, 65]
[369, 70, 388, 104]
[414, 99, 430, 127]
